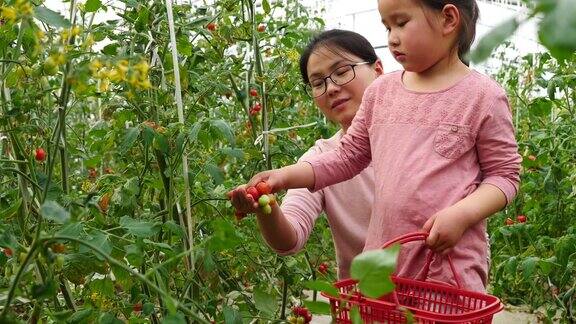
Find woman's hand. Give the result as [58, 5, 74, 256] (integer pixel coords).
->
[422, 205, 473, 254]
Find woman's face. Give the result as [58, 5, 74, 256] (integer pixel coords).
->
[306, 47, 383, 131]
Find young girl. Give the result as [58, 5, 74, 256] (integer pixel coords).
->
[229, 30, 383, 279]
[238, 0, 521, 292]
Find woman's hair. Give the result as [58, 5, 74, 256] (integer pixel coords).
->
[419, 0, 480, 62]
[299, 29, 378, 84]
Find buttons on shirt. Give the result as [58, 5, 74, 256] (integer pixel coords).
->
[451, 125, 459, 132]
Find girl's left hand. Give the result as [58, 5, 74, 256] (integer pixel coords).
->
[422, 206, 471, 254]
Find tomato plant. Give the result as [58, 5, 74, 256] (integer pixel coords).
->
[0, 0, 335, 322]
[489, 48, 576, 322]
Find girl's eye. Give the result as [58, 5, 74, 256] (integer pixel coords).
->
[398, 21, 407, 27]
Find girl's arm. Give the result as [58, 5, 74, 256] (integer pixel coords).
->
[423, 183, 506, 253]
[423, 93, 521, 253]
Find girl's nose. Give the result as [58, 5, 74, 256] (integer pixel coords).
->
[388, 31, 399, 47]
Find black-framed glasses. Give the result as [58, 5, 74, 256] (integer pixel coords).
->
[305, 62, 370, 98]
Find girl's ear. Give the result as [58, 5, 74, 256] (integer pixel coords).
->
[441, 4, 461, 36]
[374, 59, 384, 76]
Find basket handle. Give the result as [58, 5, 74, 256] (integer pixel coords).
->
[381, 231, 463, 289]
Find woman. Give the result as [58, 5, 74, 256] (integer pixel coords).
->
[230, 29, 383, 279]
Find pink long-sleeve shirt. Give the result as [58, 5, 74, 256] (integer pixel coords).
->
[303, 70, 521, 292]
[272, 130, 374, 279]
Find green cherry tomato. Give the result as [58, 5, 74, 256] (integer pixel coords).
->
[261, 204, 272, 214]
[258, 194, 270, 206]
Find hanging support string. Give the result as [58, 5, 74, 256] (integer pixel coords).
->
[165, 0, 195, 275]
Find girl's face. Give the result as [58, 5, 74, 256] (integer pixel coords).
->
[306, 47, 382, 131]
[378, 0, 457, 72]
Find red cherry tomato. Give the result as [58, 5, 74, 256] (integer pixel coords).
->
[3, 247, 13, 258]
[35, 148, 46, 162]
[257, 24, 266, 32]
[246, 187, 261, 200]
[206, 22, 217, 31]
[505, 217, 514, 226]
[517, 215, 527, 223]
[256, 181, 271, 195]
[249, 88, 258, 97]
[133, 303, 142, 312]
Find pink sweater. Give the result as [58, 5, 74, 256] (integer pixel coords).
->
[273, 131, 374, 279]
[303, 71, 521, 292]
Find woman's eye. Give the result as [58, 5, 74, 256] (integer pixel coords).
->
[398, 21, 407, 27]
[311, 80, 324, 88]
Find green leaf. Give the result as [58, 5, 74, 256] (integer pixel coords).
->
[253, 287, 276, 315]
[142, 302, 155, 315]
[351, 305, 362, 324]
[521, 256, 538, 281]
[302, 280, 339, 297]
[84, 0, 102, 12]
[125, 243, 144, 267]
[210, 119, 235, 146]
[99, 312, 123, 324]
[119, 127, 140, 154]
[62, 253, 109, 284]
[221, 147, 244, 159]
[57, 222, 84, 238]
[538, 0, 576, 60]
[529, 98, 553, 117]
[350, 245, 399, 298]
[85, 231, 113, 256]
[189, 120, 203, 143]
[41, 201, 71, 224]
[120, 216, 160, 238]
[206, 163, 224, 185]
[208, 219, 241, 251]
[162, 313, 186, 324]
[34, 6, 72, 28]
[223, 306, 243, 324]
[471, 17, 519, 63]
[67, 308, 93, 324]
[31, 280, 58, 300]
[153, 133, 169, 155]
[303, 300, 331, 315]
[0, 198, 22, 219]
[262, 0, 271, 14]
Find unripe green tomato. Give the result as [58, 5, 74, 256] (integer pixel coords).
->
[55, 255, 65, 271]
[4, 266, 12, 277]
[261, 204, 272, 214]
[258, 194, 270, 206]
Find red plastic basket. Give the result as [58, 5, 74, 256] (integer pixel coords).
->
[322, 232, 503, 323]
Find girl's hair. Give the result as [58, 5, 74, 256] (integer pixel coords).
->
[419, 0, 480, 62]
[299, 29, 378, 84]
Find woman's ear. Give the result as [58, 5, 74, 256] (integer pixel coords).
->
[441, 4, 461, 36]
[374, 59, 384, 76]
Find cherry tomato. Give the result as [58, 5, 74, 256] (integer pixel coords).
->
[517, 215, 527, 223]
[35, 148, 46, 162]
[3, 247, 13, 258]
[206, 22, 217, 31]
[249, 88, 258, 97]
[257, 24, 266, 32]
[505, 217, 514, 226]
[256, 181, 271, 195]
[246, 187, 261, 200]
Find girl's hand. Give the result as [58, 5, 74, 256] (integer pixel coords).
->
[247, 169, 288, 193]
[228, 185, 260, 213]
[227, 169, 287, 211]
[422, 206, 472, 254]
